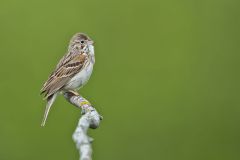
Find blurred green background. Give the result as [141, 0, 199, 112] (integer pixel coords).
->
[0, 0, 239, 159]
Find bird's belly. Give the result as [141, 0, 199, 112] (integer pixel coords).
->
[64, 62, 93, 90]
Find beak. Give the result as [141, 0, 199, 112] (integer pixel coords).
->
[88, 40, 94, 45]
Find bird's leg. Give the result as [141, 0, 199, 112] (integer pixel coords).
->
[68, 90, 80, 96]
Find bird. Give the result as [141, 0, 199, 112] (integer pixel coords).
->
[40, 33, 95, 126]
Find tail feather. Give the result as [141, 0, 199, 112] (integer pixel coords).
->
[41, 94, 57, 126]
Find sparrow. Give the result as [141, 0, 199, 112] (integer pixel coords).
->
[40, 33, 95, 126]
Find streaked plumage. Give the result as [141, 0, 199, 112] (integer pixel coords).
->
[40, 33, 95, 126]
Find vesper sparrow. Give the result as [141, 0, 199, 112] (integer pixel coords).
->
[40, 33, 95, 126]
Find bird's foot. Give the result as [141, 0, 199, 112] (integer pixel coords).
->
[68, 90, 79, 96]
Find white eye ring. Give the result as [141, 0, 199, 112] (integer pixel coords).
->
[80, 40, 84, 44]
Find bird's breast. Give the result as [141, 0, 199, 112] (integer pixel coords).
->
[64, 60, 94, 90]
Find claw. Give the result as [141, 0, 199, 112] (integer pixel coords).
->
[68, 90, 79, 96]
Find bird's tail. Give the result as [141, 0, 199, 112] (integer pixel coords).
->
[41, 94, 57, 127]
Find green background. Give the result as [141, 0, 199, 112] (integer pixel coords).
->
[0, 0, 239, 159]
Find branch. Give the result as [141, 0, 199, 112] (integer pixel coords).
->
[64, 91, 102, 160]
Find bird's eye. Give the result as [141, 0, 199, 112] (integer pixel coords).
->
[80, 40, 84, 44]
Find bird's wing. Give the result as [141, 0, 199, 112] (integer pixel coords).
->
[41, 53, 87, 98]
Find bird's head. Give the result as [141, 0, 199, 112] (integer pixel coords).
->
[68, 33, 94, 54]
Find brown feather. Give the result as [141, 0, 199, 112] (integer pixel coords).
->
[41, 53, 87, 99]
